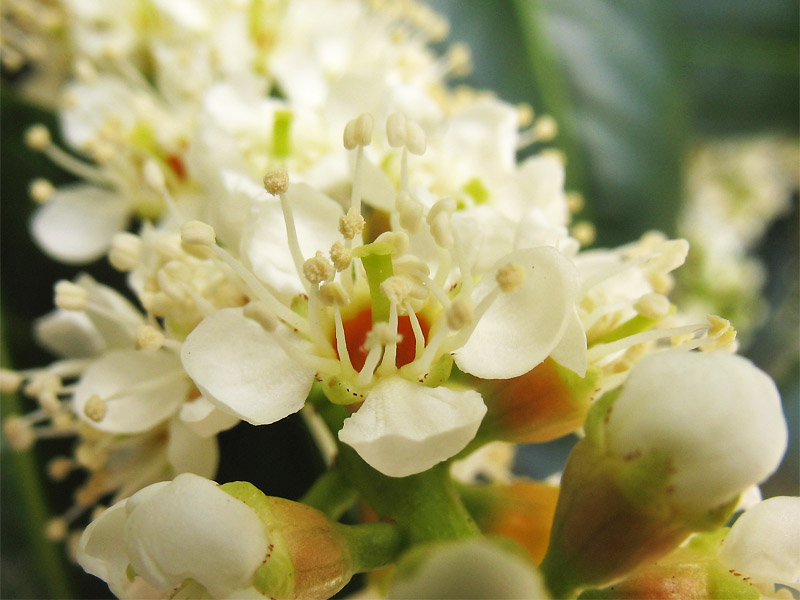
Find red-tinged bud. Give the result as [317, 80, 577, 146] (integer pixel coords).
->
[462, 481, 559, 566]
[472, 358, 600, 443]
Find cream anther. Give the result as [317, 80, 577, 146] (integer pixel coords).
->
[45, 518, 68, 541]
[303, 251, 335, 285]
[180, 220, 216, 247]
[396, 191, 424, 233]
[24, 372, 61, 397]
[0, 369, 23, 393]
[330, 241, 352, 271]
[648, 239, 690, 273]
[364, 322, 403, 350]
[374, 231, 409, 255]
[143, 160, 166, 191]
[496, 262, 526, 292]
[571, 221, 596, 246]
[74, 58, 98, 82]
[634, 293, 671, 320]
[108, 232, 141, 272]
[47, 457, 74, 481]
[135, 325, 165, 351]
[263, 168, 289, 195]
[29, 178, 55, 203]
[428, 211, 454, 248]
[38, 392, 60, 413]
[3, 416, 34, 451]
[54, 280, 89, 311]
[447, 43, 472, 77]
[339, 208, 365, 240]
[517, 103, 534, 128]
[319, 282, 350, 307]
[703, 328, 737, 352]
[447, 297, 474, 330]
[386, 112, 408, 148]
[84, 395, 107, 423]
[406, 121, 427, 156]
[707, 315, 731, 338]
[25, 124, 51, 150]
[381, 276, 412, 305]
[343, 113, 374, 149]
[243, 302, 278, 332]
[75, 443, 108, 472]
[533, 115, 558, 141]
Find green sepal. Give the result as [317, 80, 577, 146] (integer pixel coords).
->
[320, 375, 369, 406]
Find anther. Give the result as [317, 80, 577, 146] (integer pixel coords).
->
[263, 168, 289, 195]
[47, 457, 74, 481]
[446, 297, 474, 330]
[24, 124, 51, 150]
[330, 241, 352, 271]
[339, 208, 365, 240]
[496, 262, 526, 292]
[3, 416, 34, 451]
[364, 322, 403, 351]
[243, 302, 278, 332]
[707, 315, 731, 338]
[319, 282, 350, 307]
[83, 395, 107, 423]
[533, 115, 558, 141]
[0, 369, 23, 393]
[648, 239, 690, 273]
[143, 159, 166, 191]
[29, 178, 55, 203]
[180, 220, 216, 247]
[381, 276, 412, 305]
[634, 293, 671, 320]
[343, 113, 374, 149]
[45, 518, 68, 541]
[135, 325, 165, 351]
[374, 231, 409, 255]
[517, 103, 534, 128]
[54, 280, 88, 311]
[303, 251, 335, 284]
[571, 221, 596, 246]
[447, 43, 472, 77]
[386, 112, 408, 148]
[74, 443, 108, 472]
[396, 191, 424, 233]
[108, 232, 141, 272]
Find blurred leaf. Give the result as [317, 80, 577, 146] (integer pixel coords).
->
[513, 0, 688, 246]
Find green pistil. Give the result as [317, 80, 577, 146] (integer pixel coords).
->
[353, 242, 394, 324]
[462, 177, 489, 205]
[272, 109, 293, 158]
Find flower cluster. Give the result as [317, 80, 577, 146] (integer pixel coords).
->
[2, 1, 795, 599]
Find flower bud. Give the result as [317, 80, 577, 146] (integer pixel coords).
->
[540, 351, 787, 597]
[472, 358, 599, 444]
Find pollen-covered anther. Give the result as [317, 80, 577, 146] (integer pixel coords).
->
[84, 395, 108, 423]
[3, 416, 34, 451]
[496, 262, 526, 292]
[135, 325, 165, 351]
[0, 369, 23, 393]
[381, 276, 412, 305]
[533, 115, 558, 141]
[263, 168, 289, 195]
[364, 322, 403, 351]
[339, 208, 365, 240]
[703, 328, 737, 353]
[447, 297, 474, 330]
[243, 301, 278, 332]
[330, 241, 352, 271]
[428, 211, 453, 248]
[634, 293, 672, 320]
[517, 103, 534, 128]
[29, 178, 55, 203]
[54, 280, 89, 311]
[38, 391, 60, 413]
[108, 232, 141, 272]
[180, 220, 216, 248]
[319, 282, 350, 307]
[24, 124, 51, 150]
[303, 251, 335, 285]
[343, 113, 374, 149]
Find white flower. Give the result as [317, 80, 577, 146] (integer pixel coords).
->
[605, 350, 787, 512]
[77, 473, 268, 599]
[719, 496, 800, 593]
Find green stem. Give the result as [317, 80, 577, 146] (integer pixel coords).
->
[337, 521, 405, 573]
[299, 468, 357, 520]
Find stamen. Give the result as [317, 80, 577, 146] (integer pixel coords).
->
[446, 297, 473, 330]
[358, 343, 384, 387]
[265, 169, 310, 292]
[330, 241, 352, 271]
[404, 301, 426, 360]
[0, 369, 23, 393]
[54, 280, 88, 311]
[339, 209, 366, 240]
[243, 301, 278, 332]
[634, 293, 672, 320]
[28, 178, 55, 203]
[376, 302, 401, 376]
[303, 252, 335, 285]
[496, 262, 526, 292]
[180, 220, 216, 248]
[108, 232, 141, 272]
[587, 323, 708, 363]
[135, 325, 165, 351]
[334, 308, 355, 375]
[83, 395, 108, 423]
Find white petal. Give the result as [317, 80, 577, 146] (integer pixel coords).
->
[549, 307, 588, 376]
[34, 309, 105, 358]
[167, 419, 219, 479]
[358, 156, 396, 211]
[73, 350, 188, 434]
[179, 395, 240, 438]
[455, 247, 580, 379]
[181, 308, 315, 425]
[605, 351, 788, 511]
[242, 183, 343, 297]
[124, 474, 268, 597]
[338, 378, 486, 478]
[719, 496, 800, 588]
[30, 184, 129, 264]
[388, 539, 549, 600]
[76, 273, 144, 349]
[77, 501, 137, 599]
